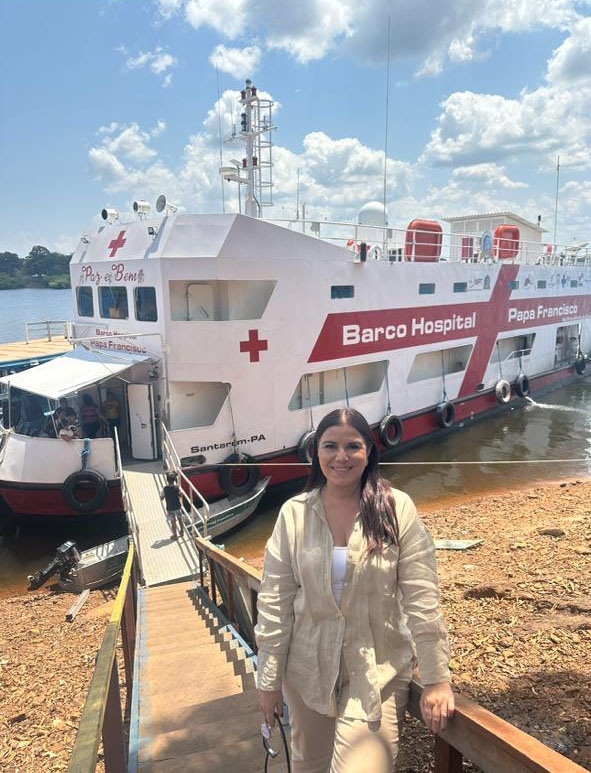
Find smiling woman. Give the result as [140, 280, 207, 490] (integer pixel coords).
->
[255, 407, 455, 771]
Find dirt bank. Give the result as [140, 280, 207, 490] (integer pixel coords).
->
[1, 479, 589, 771]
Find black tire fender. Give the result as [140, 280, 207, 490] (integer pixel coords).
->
[217, 453, 259, 497]
[297, 430, 316, 464]
[436, 401, 455, 429]
[379, 414, 403, 448]
[575, 357, 586, 375]
[515, 373, 530, 398]
[495, 379, 511, 404]
[62, 469, 108, 514]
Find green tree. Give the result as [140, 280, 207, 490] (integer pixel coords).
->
[0, 252, 21, 276]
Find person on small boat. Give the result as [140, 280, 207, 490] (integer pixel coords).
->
[80, 393, 104, 438]
[45, 397, 79, 438]
[255, 407, 454, 772]
[160, 471, 184, 541]
[103, 390, 121, 440]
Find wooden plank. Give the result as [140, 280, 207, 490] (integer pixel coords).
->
[65, 589, 90, 621]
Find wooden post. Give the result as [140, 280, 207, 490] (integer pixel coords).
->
[102, 660, 126, 773]
[434, 736, 463, 773]
[227, 570, 234, 624]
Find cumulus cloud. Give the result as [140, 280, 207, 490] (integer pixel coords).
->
[123, 46, 177, 85]
[185, 0, 247, 38]
[547, 17, 591, 84]
[209, 44, 262, 78]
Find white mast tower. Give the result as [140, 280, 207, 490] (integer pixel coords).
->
[221, 80, 275, 219]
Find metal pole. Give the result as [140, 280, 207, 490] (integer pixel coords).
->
[553, 154, 560, 250]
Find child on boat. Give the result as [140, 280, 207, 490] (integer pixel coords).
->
[160, 472, 184, 540]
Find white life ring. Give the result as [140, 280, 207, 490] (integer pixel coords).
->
[297, 430, 316, 464]
[494, 379, 511, 404]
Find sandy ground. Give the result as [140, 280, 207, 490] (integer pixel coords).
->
[0, 478, 589, 772]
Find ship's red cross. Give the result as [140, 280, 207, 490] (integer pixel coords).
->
[240, 329, 268, 362]
[108, 230, 127, 257]
[458, 263, 519, 397]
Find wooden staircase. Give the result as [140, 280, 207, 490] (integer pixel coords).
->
[133, 581, 290, 772]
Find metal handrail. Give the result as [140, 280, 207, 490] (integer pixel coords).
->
[192, 535, 587, 773]
[113, 427, 141, 565]
[160, 421, 210, 537]
[24, 319, 68, 344]
[67, 544, 138, 773]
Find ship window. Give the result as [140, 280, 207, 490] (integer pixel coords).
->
[408, 344, 473, 383]
[169, 280, 276, 321]
[571, 280, 579, 288]
[99, 287, 128, 319]
[168, 381, 230, 430]
[492, 333, 535, 363]
[76, 287, 94, 317]
[135, 287, 158, 322]
[537, 280, 547, 289]
[419, 283, 435, 295]
[288, 361, 385, 410]
[508, 280, 519, 290]
[331, 285, 354, 299]
[453, 282, 467, 293]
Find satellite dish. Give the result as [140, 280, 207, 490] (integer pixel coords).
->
[156, 194, 178, 214]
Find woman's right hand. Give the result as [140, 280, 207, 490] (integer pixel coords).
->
[258, 688, 284, 728]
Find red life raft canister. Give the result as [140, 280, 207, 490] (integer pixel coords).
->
[404, 219, 443, 262]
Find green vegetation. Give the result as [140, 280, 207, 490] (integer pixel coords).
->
[0, 246, 72, 290]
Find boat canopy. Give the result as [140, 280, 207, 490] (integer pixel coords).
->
[0, 347, 153, 400]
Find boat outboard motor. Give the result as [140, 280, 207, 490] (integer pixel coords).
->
[26, 540, 81, 590]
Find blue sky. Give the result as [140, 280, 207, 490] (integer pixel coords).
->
[1, 0, 590, 258]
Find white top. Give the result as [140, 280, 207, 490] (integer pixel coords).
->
[331, 546, 348, 604]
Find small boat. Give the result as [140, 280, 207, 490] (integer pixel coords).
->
[27, 535, 129, 593]
[192, 475, 270, 539]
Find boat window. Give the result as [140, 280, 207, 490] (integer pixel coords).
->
[76, 286, 94, 317]
[99, 287, 129, 320]
[570, 280, 579, 288]
[554, 325, 578, 367]
[508, 280, 519, 290]
[288, 361, 385, 410]
[169, 280, 276, 321]
[135, 287, 158, 322]
[537, 280, 547, 289]
[168, 381, 230, 430]
[331, 285, 355, 299]
[492, 333, 535, 363]
[419, 283, 435, 295]
[453, 282, 468, 293]
[407, 344, 473, 383]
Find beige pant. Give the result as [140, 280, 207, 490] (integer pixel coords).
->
[283, 671, 410, 773]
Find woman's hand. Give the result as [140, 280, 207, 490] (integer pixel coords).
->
[258, 688, 284, 728]
[420, 682, 455, 734]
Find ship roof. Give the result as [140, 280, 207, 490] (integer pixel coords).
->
[442, 211, 546, 233]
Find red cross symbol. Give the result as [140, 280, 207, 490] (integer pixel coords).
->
[240, 329, 268, 362]
[108, 230, 127, 257]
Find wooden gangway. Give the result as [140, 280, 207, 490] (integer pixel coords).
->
[128, 581, 288, 772]
[123, 462, 202, 587]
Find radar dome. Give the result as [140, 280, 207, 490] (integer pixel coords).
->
[358, 201, 388, 227]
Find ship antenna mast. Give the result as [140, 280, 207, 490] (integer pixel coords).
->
[221, 79, 275, 219]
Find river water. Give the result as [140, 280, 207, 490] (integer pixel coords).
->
[1, 289, 591, 595]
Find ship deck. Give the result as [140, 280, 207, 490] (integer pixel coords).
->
[0, 335, 72, 371]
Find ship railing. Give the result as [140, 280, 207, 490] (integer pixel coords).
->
[160, 420, 210, 538]
[24, 319, 69, 344]
[113, 427, 142, 573]
[266, 217, 588, 267]
[192, 535, 587, 773]
[67, 543, 139, 773]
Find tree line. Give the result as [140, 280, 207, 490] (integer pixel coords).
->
[0, 246, 72, 290]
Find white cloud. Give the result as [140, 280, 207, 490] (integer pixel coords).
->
[123, 46, 178, 85]
[185, 0, 247, 38]
[547, 16, 591, 84]
[155, 0, 183, 19]
[209, 44, 262, 79]
[452, 163, 529, 189]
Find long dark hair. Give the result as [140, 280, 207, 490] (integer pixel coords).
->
[304, 408, 399, 555]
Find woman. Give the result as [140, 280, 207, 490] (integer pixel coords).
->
[103, 390, 121, 440]
[255, 408, 454, 772]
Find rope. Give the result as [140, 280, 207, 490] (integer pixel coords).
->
[214, 457, 591, 467]
[80, 438, 90, 470]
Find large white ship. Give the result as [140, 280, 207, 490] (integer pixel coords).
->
[0, 80, 589, 519]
